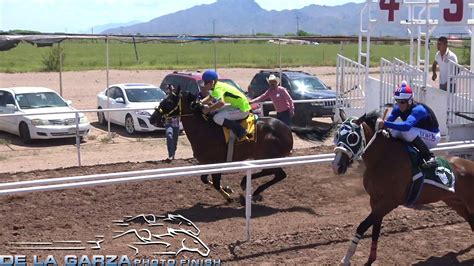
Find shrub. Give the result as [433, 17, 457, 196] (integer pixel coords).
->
[41, 44, 65, 71]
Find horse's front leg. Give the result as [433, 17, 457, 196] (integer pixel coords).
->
[366, 217, 383, 266]
[341, 213, 375, 265]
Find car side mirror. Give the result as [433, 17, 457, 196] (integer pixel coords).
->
[115, 97, 125, 104]
[66, 100, 73, 105]
[327, 86, 332, 90]
[5, 104, 17, 110]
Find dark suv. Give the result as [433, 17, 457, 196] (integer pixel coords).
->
[248, 70, 337, 124]
[160, 71, 245, 96]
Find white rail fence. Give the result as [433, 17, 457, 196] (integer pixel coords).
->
[379, 57, 425, 111]
[1, 141, 473, 241]
[336, 54, 366, 112]
[447, 60, 474, 126]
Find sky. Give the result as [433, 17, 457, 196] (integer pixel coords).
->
[0, 0, 365, 33]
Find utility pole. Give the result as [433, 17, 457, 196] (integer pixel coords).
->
[296, 14, 299, 35]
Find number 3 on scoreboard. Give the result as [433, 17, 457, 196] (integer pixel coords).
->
[444, 0, 464, 22]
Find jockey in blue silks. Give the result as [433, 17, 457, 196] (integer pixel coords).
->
[380, 81, 441, 168]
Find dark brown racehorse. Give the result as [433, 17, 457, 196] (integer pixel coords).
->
[150, 87, 333, 202]
[331, 111, 474, 265]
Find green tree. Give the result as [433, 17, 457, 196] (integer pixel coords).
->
[297, 30, 310, 36]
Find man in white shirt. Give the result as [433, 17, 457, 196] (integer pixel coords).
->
[432, 36, 458, 92]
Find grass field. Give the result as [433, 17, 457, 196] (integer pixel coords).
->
[0, 40, 469, 73]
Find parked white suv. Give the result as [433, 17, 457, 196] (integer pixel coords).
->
[97, 83, 174, 134]
[0, 87, 91, 143]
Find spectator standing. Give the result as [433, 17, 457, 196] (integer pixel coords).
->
[432, 36, 458, 92]
[164, 85, 180, 162]
[249, 74, 295, 126]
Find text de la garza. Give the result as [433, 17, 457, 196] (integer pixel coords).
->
[0, 255, 221, 266]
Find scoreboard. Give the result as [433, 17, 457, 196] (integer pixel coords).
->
[378, 0, 473, 25]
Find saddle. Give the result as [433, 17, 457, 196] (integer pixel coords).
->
[223, 114, 257, 144]
[404, 144, 455, 207]
[223, 114, 258, 162]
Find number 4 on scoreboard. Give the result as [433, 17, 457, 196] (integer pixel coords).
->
[379, 0, 400, 22]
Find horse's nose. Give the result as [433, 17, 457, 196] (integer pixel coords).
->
[332, 160, 341, 175]
[332, 151, 345, 175]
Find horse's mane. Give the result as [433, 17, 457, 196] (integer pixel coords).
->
[363, 110, 381, 131]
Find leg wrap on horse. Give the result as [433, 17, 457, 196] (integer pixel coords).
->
[341, 233, 362, 265]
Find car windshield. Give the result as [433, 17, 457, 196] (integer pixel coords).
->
[15, 92, 68, 109]
[125, 88, 166, 102]
[291, 77, 328, 92]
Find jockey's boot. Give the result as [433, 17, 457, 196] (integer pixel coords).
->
[412, 136, 438, 169]
[223, 119, 246, 139]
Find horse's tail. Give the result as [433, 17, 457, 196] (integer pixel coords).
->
[291, 124, 335, 142]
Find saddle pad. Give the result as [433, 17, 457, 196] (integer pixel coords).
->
[407, 145, 456, 192]
[223, 114, 257, 144]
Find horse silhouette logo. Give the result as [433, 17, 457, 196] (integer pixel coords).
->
[8, 213, 210, 258]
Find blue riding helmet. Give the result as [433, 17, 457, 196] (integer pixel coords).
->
[202, 70, 218, 82]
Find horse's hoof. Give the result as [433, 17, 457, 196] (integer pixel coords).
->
[252, 194, 263, 202]
[223, 186, 234, 194]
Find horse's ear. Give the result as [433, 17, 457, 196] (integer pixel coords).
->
[339, 108, 347, 121]
[354, 113, 366, 125]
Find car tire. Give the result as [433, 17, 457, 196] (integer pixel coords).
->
[19, 122, 32, 144]
[97, 107, 107, 125]
[125, 114, 136, 135]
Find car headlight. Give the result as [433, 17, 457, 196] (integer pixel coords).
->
[79, 116, 89, 123]
[31, 119, 51, 126]
[136, 110, 151, 116]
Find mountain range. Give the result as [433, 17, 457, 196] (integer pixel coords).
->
[101, 0, 464, 37]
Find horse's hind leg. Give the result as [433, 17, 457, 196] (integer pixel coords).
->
[252, 167, 286, 200]
[210, 173, 233, 203]
[239, 168, 274, 191]
[444, 197, 474, 231]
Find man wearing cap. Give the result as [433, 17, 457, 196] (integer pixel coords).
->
[200, 69, 251, 139]
[250, 74, 295, 126]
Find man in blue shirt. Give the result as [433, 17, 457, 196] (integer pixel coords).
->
[380, 81, 441, 168]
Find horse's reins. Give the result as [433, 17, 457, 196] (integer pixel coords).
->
[161, 96, 196, 119]
[357, 108, 390, 160]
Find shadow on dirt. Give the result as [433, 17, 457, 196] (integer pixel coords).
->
[0, 131, 81, 147]
[91, 121, 167, 139]
[413, 244, 474, 266]
[171, 202, 317, 223]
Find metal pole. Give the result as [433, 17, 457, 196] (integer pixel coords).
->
[279, 39, 282, 81]
[75, 112, 81, 167]
[213, 20, 217, 71]
[58, 42, 63, 97]
[106, 37, 111, 136]
[245, 169, 252, 241]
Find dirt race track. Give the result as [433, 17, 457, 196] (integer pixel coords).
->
[0, 146, 473, 265]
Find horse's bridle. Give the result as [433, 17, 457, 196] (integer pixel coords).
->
[158, 94, 202, 120]
[334, 120, 383, 162]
